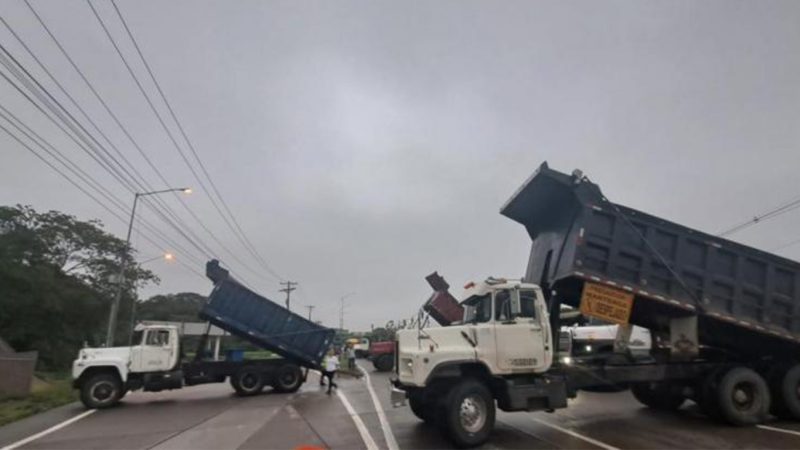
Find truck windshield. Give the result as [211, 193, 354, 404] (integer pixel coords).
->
[463, 294, 492, 323]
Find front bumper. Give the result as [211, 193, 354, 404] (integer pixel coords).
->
[389, 378, 407, 407]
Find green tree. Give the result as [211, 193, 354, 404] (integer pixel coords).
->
[0, 205, 157, 370]
[136, 292, 207, 322]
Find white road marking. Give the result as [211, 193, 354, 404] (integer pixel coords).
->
[757, 425, 800, 437]
[531, 417, 620, 450]
[1, 409, 96, 450]
[336, 389, 379, 450]
[358, 365, 400, 450]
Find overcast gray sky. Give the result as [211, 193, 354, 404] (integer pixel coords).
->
[1, 0, 798, 331]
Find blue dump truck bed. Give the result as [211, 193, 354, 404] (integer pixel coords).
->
[200, 260, 334, 369]
[501, 162, 800, 357]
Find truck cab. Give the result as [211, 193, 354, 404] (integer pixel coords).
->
[72, 324, 182, 408]
[393, 278, 560, 447]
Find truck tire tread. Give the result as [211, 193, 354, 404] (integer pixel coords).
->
[716, 367, 770, 426]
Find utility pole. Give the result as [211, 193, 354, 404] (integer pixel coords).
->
[304, 305, 315, 320]
[280, 281, 297, 311]
[339, 292, 355, 331]
[339, 298, 345, 331]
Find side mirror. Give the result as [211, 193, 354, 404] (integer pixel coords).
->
[510, 289, 521, 317]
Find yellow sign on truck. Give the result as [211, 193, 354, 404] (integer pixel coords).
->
[579, 282, 634, 325]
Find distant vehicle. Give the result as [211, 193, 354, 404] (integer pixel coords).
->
[369, 340, 395, 372]
[391, 163, 800, 447]
[346, 337, 371, 358]
[72, 260, 334, 409]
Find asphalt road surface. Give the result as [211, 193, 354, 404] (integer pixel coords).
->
[4, 359, 800, 449]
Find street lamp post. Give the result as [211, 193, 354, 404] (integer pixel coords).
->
[105, 187, 190, 347]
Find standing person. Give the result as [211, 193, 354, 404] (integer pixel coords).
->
[347, 343, 356, 370]
[321, 349, 339, 394]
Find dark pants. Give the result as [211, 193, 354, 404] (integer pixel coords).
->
[348, 357, 356, 370]
[321, 370, 337, 393]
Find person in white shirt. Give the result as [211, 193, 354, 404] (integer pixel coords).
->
[321, 349, 339, 394]
[347, 345, 356, 370]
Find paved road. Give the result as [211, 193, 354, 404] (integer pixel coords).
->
[5, 360, 800, 449]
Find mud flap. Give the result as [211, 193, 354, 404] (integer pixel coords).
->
[670, 316, 698, 360]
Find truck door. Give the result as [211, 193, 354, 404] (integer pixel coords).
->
[494, 288, 548, 372]
[462, 293, 497, 370]
[132, 328, 175, 372]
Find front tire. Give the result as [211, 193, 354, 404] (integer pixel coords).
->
[441, 379, 495, 448]
[80, 373, 123, 409]
[232, 367, 265, 396]
[272, 363, 303, 393]
[716, 367, 770, 426]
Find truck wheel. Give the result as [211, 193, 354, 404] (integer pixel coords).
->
[232, 368, 265, 396]
[770, 364, 800, 420]
[80, 373, 123, 409]
[373, 354, 394, 372]
[441, 379, 495, 448]
[631, 382, 684, 410]
[273, 363, 303, 393]
[716, 367, 770, 426]
[408, 392, 435, 423]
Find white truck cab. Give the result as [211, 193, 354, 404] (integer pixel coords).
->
[72, 324, 182, 408]
[396, 278, 552, 388]
[393, 278, 563, 447]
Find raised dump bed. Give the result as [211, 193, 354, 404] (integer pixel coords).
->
[501, 162, 800, 357]
[201, 260, 334, 369]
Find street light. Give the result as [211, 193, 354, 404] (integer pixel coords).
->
[105, 187, 191, 347]
[126, 252, 176, 345]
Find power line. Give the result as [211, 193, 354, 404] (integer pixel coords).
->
[110, 0, 283, 281]
[4, 8, 267, 287]
[718, 195, 800, 237]
[87, 0, 283, 284]
[0, 52, 218, 264]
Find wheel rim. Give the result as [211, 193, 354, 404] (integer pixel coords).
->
[91, 381, 116, 403]
[241, 373, 259, 390]
[459, 394, 487, 434]
[280, 370, 298, 387]
[732, 382, 755, 411]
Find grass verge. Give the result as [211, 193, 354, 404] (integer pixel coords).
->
[0, 374, 77, 427]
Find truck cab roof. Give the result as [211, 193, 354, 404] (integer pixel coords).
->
[460, 278, 539, 301]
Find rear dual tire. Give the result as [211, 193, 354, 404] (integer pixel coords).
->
[272, 363, 303, 393]
[769, 364, 800, 420]
[231, 367, 265, 396]
[631, 382, 685, 410]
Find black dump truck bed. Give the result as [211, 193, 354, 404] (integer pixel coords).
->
[201, 260, 334, 369]
[501, 162, 800, 357]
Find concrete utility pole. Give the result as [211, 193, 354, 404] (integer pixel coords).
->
[305, 305, 315, 320]
[339, 292, 355, 331]
[280, 281, 297, 311]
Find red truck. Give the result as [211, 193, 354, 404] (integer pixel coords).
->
[368, 341, 395, 372]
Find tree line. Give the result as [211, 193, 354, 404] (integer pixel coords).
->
[0, 205, 208, 370]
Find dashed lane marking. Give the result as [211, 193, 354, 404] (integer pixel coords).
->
[530, 417, 620, 450]
[757, 425, 800, 437]
[358, 365, 400, 450]
[1, 409, 96, 450]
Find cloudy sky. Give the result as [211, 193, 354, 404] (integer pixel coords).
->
[1, 0, 798, 331]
